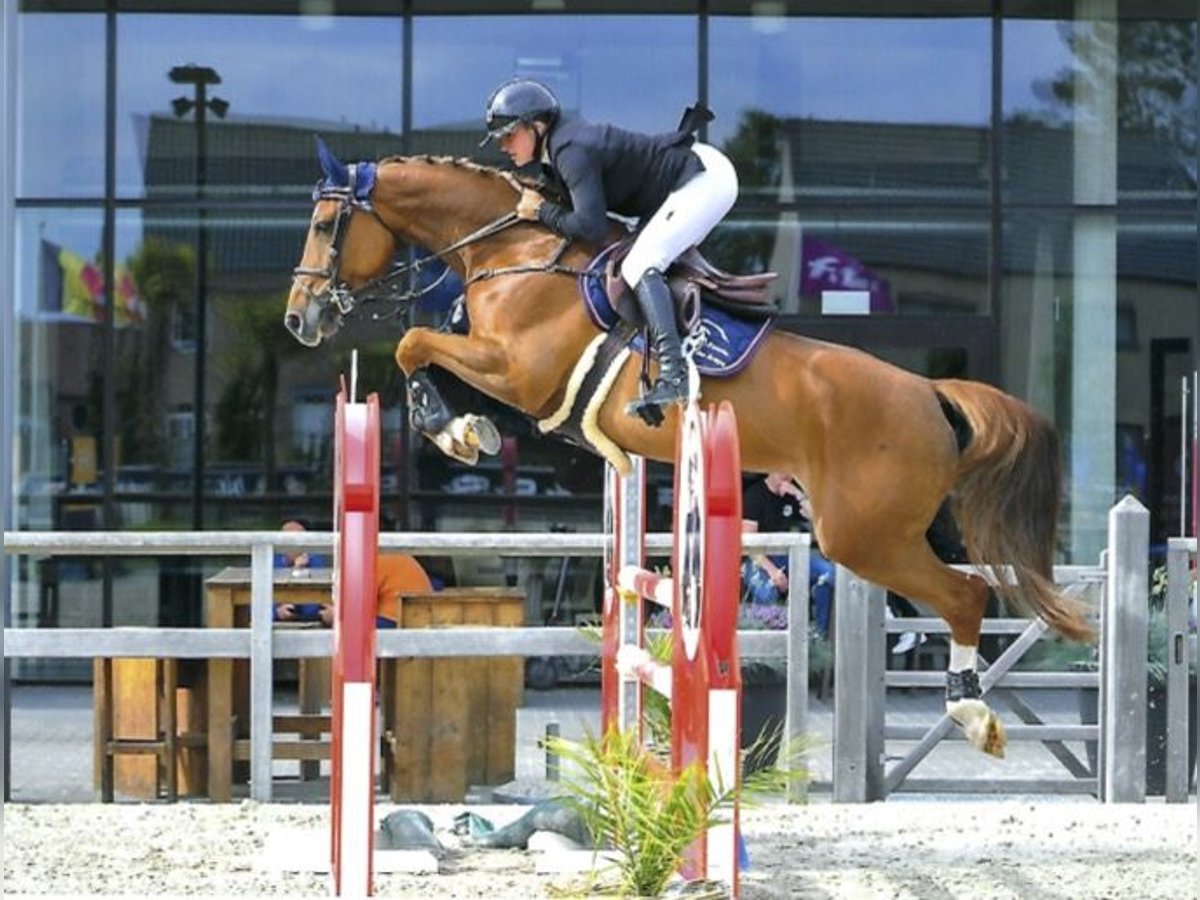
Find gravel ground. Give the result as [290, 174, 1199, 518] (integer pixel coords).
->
[3, 799, 1197, 898]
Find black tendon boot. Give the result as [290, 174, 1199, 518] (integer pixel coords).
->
[626, 268, 688, 425]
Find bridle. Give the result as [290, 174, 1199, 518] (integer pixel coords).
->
[290, 165, 389, 318]
[292, 163, 588, 324]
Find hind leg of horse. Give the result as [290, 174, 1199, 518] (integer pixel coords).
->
[840, 539, 1006, 758]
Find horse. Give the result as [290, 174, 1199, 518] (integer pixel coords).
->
[285, 141, 1094, 758]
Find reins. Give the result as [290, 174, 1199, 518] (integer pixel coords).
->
[304, 164, 592, 321]
[355, 210, 526, 313]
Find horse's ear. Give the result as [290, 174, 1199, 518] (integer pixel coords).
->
[314, 135, 348, 187]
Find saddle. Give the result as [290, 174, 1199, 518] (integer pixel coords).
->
[603, 236, 779, 329]
[542, 239, 779, 474]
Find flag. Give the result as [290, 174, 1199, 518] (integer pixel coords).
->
[38, 240, 144, 327]
[801, 236, 894, 313]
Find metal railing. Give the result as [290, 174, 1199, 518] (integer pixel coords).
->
[3, 529, 806, 802]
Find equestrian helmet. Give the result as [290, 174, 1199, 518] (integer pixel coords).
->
[480, 78, 560, 146]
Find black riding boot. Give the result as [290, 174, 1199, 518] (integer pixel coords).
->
[627, 268, 688, 422]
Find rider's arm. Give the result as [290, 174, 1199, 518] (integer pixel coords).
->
[536, 143, 610, 245]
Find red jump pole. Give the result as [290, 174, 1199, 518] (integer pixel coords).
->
[330, 388, 381, 897]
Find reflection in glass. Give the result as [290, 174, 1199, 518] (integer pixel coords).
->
[16, 13, 106, 198]
[116, 13, 404, 198]
[1116, 211, 1196, 547]
[709, 210, 988, 316]
[129, 208, 349, 528]
[710, 15, 991, 202]
[413, 14, 695, 161]
[13, 209, 107, 528]
[1004, 16, 1198, 203]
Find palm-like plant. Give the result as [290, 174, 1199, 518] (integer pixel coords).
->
[547, 726, 730, 898]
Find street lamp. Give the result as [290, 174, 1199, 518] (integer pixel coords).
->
[169, 64, 227, 533]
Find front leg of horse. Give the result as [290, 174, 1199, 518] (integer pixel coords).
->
[396, 329, 506, 465]
[406, 370, 500, 465]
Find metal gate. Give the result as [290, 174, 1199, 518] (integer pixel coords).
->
[834, 496, 1152, 802]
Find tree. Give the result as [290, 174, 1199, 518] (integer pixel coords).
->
[1025, 19, 1196, 187]
[704, 108, 786, 275]
[121, 236, 195, 470]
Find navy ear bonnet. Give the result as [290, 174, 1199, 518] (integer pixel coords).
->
[314, 135, 376, 203]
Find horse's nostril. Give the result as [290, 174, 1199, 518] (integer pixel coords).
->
[284, 311, 303, 334]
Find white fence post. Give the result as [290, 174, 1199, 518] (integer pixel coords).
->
[249, 542, 276, 802]
[616, 457, 646, 735]
[1101, 494, 1149, 802]
[785, 533, 810, 804]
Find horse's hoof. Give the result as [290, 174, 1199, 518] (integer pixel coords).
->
[465, 415, 501, 455]
[432, 429, 479, 466]
[946, 697, 1007, 759]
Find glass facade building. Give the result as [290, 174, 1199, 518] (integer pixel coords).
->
[3, 2, 1199, 676]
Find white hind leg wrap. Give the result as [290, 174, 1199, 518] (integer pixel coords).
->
[949, 641, 977, 673]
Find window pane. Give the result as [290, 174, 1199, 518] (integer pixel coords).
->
[16, 12, 106, 198]
[116, 13, 404, 199]
[709, 209, 989, 316]
[413, 14, 696, 161]
[710, 16, 991, 203]
[1001, 209, 1110, 561]
[127, 207, 344, 528]
[1004, 15, 1198, 204]
[1115, 210, 1195, 547]
[13, 208, 107, 528]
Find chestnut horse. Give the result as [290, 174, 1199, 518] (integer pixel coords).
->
[285, 143, 1093, 757]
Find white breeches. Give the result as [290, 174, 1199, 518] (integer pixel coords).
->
[621, 142, 739, 287]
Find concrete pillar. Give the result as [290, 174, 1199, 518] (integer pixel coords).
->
[1069, 0, 1118, 563]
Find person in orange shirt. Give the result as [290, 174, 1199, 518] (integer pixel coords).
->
[373, 552, 433, 626]
[311, 552, 433, 627]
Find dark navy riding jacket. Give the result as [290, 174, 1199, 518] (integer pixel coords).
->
[535, 116, 704, 246]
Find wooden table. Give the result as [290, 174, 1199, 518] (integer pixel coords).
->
[203, 570, 526, 803]
[205, 566, 333, 802]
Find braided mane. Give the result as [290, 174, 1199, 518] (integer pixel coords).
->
[379, 154, 539, 190]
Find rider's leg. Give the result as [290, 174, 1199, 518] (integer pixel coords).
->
[632, 268, 687, 407]
[621, 142, 738, 417]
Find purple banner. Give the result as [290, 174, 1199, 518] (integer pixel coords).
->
[801, 236, 894, 313]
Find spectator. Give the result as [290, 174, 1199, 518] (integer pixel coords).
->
[741, 472, 835, 635]
[279, 552, 433, 629]
[273, 518, 435, 627]
[274, 519, 329, 623]
[373, 553, 434, 628]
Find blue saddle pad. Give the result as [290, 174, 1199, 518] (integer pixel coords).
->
[579, 245, 773, 378]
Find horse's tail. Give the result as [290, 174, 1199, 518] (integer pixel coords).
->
[934, 379, 1094, 643]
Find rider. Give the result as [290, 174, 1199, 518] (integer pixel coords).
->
[480, 77, 740, 423]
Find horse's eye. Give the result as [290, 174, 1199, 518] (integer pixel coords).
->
[313, 219, 334, 235]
